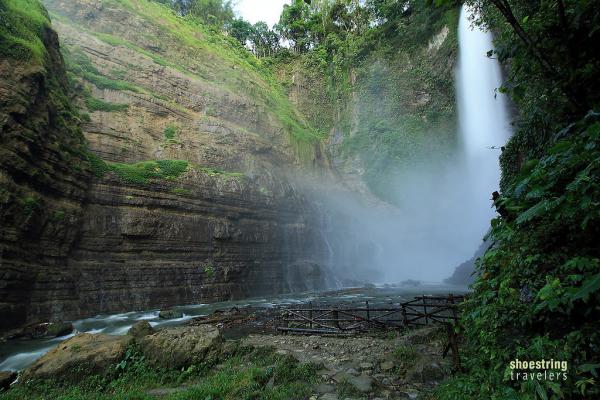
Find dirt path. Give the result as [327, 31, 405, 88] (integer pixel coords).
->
[242, 326, 452, 399]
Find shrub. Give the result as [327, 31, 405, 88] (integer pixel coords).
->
[85, 97, 129, 112]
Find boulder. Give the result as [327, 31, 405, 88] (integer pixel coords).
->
[140, 325, 222, 369]
[46, 321, 74, 338]
[405, 357, 445, 383]
[347, 375, 374, 393]
[159, 309, 183, 319]
[128, 321, 154, 340]
[22, 333, 132, 381]
[0, 371, 17, 391]
[380, 360, 395, 371]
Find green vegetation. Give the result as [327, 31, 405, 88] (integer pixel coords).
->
[269, 0, 459, 200]
[171, 187, 191, 196]
[393, 345, 418, 364]
[0, 344, 319, 400]
[164, 124, 178, 140]
[108, 160, 189, 185]
[195, 166, 245, 182]
[85, 97, 129, 113]
[50, 210, 66, 221]
[163, 125, 177, 140]
[436, 0, 600, 398]
[0, 0, 50, 62]
[63, 47, 143, 93]
[19, 196, 40, 216]
[86, 154, 245, 186]
[203, 264, 215, 279]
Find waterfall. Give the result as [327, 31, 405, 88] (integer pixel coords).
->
[456, 5, 512, 223]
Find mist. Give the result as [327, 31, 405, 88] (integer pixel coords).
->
[301, 5, 512, 285]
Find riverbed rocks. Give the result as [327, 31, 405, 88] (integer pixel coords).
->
[128, 321, 155, 340]
[0, 371, 17, 391]
[158, 309, 183, 320]
[243, 327, 450, 399]
[140, 325, 222, 369]
[1, 321, 74, 341]
[22, 333, 133, 381]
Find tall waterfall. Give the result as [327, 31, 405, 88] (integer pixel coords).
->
[292, 5, 514, 285]
[456, 5, 512, 224]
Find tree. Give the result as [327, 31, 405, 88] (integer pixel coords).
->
[228, 18, 253, 46]
[249, 22, 280, 57]
[277, 0, 313, 52]
[190, 0, 234, 27]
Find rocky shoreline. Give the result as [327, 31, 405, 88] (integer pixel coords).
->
[0, 305, 453, 399]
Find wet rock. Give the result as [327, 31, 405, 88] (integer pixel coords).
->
[140, 325, 222, 369]
[315, 383, 335, 394]
[359, 362, 373, 370]
[406, 357, 445, 383]
[46, 322, 74, 338]
[158, 309, 183, 319]
[22, 333, 132, 381]
[380, 360, 395, 371]
[128, 321, 154, 339]
[403, 326, 441, 345]
[332, 371, 373, 394]
[0, 371, 17, 391]
[348, 375, 374, 393]
[320, 393, 339, 400]
[332, 371, 353, 384]
[146, 386, 190, 397]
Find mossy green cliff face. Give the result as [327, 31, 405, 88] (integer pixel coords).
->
[275, 1, 459, 202]
[0, 0, 332, 331]
[0, 0, 92, 329]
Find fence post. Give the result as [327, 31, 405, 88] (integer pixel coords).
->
[402, 305, 408, 327]
[309, 302, 313, 329]
[446, 323, 461, 371]
[333, 308, 340, 330]
[366, 301, 370, 329]
[423, 296, 429, 325]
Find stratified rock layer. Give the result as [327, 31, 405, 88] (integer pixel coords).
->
[0, 0, 331, 332]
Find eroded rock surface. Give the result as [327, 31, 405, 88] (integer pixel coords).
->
[140, 325, 222, 369]
[22, 333, 132, 381]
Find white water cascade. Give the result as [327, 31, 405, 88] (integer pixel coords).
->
[456, 5, 512, 225]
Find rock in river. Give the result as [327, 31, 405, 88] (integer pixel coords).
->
[159, 309, 184, 319]
[128, 321, 155, 340]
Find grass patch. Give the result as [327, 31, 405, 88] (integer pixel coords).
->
[63, 47, 144, 93]
[171, 187, 191, 196]
[0, 0, 50, 63]
[0, 344, 319, 400]
[393, 345, 418, 364]
[108, 160, 189, 185]
[19, 196, 40, 216]
[85, 97, 129, 112]
[196, 166, 245, 182]
[337, 380, 365, 399]
[164, 124, 178, 140]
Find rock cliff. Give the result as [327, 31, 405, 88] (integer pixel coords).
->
[0, 0, 331, 332]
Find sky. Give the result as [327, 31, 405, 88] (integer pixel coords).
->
[235, 0, 290, 27]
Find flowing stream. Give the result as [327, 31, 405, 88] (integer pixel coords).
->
[0, 4, 511, 375]
[0, 284, 466, 372]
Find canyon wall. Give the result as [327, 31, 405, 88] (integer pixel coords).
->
[0, 0, 330, 331]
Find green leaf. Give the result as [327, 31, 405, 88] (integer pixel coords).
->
[516, 200, 551, 224]
[571, 273, 600, 301]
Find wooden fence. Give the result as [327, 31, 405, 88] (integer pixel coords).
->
[276, 294, 465, 370]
